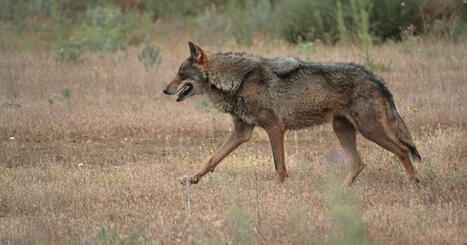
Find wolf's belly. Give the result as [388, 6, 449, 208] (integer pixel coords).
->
[282, 110, 334, 130]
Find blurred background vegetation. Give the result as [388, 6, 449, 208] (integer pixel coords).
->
[0, 0, 465, 60]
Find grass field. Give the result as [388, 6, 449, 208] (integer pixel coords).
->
[0, 37, 466, 244]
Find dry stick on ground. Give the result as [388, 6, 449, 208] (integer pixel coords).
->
[187, 173, 192, 221]
[253, 162, 262, 235]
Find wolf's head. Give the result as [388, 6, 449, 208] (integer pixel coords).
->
[162, 42, 209, 102]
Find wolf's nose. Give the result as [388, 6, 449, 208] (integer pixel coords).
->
[162, 88, 168, 94]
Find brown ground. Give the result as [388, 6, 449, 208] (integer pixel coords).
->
[0, 37, 466, 244]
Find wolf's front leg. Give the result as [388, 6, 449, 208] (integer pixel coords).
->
[180, 118, 254, 185]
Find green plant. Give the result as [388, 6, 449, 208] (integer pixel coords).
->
[336, 0, 350, 45]
[57, 5, 151, 62]
[4, 63, 19, 101]
[79, 5, 131, 52]
[225, 0, 272, 44]
[137, 39, 162, 72]
[144, 0, 202, 20]
[325, 179, 375, 245]
[336, 0, 373, 46]
[96, 228, 120, 245]
[96, 227, 152, 245]
[337, 0, 392, 72]
[2, 62, 21, 109]
[398, 25, 420, 54]
[228, 204, 257, 245]
[370, 0, 424, 41]
[1, 102, 21, 109]
[361, 45, 392, 72]
[193, 6, 231, 46]
[0, 0, 52, 23]
[273, 0, 336, 43]
[195, 98, 210, 113]
[57, 39, 83, 62]
[296, 42, 317, 61]
[61, 87, 72, 108]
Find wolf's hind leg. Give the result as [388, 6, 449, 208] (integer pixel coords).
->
[266, 124, 287, 184]
[332, 116, 365, 187]
[356, 117, 419, 183]
[260, 113, 288, 184]
[181, 117, 254, 185]
[355, 123, 419, 184]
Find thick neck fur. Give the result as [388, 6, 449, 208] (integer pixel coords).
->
[205, 84, 233, 113]
[206, 52, 260, 93]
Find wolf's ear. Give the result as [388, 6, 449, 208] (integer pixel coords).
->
[188, 41, 207, 65]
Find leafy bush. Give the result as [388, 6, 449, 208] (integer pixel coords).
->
[58, 5, 151, 61]
[0, 0, 114, 22]
[227, 204, 257, 245]
[144, 0, 202, 20]
[225, 0, 273, 44]
[193, 6, 231, 46]
[0, 0, 52, 22]
[272, 0, 337, 43]
[57, 39, 83, 62]
[76, 5, 141, 52]
[272, 0, 462, 43]
[1, 62, 21, 109]
[192, 0, 273, 45]
[370, 0, 424, 41]
[296, 42, 317, 61]
[326, 182, 375, 245]
[2, 0, 464, 48]
[137, 39, 162, 72]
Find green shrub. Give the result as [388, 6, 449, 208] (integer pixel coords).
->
[228, 204, 257, 245]
[272, 0, 337, 43]
[1, 62, 21, 109]
[0, 0, 51, 22]
[371, 0, 424, 41]
[77, 5, 136, 52]
[272, 0, 460, 43]
[192, 0, 273, 45]
[325, 178, 375, 245]
[144, 0, 202, 20]
[296, 42, 317, 61]
[57, 39, 82, 62]
[193, 6, 231, 46]
[0, 0, 113, 23]
[57, 5, 151, 61]
[336, 0, 373, 46]
[137, 39, 162, 72]
[225, 0, 273, 44]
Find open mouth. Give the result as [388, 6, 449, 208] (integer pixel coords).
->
[176, 83, 193, 102]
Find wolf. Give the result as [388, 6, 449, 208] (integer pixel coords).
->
[163, 42, 421, 186]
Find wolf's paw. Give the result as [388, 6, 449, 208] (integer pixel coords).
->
[180, 174, 200, 185]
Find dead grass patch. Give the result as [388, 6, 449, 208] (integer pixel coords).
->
[0, 39, 466, 244]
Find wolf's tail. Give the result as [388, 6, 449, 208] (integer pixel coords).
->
[378, 80, 421, 161]
[392, 111, 421, 160]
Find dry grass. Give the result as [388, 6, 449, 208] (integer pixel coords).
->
[0, 36, 466, 244]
